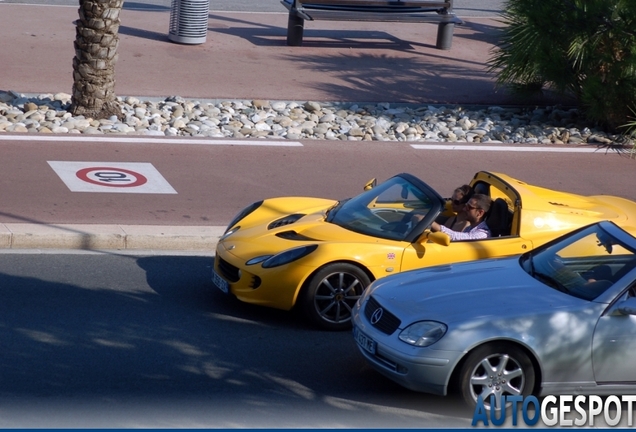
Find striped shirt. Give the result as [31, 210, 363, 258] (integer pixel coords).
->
[439, 220, 491, 241]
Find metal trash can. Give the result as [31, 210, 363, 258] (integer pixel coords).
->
[168, 0, 210, 44]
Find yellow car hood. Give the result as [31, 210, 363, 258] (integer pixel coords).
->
[220, 197, 394, 260]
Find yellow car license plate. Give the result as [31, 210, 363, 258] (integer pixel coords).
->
[212, 269, 229, 294]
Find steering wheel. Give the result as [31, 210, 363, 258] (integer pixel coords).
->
[380, 221, 408, 234]
[371, 207, 410, 223]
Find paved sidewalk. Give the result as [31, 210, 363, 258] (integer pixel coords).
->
[2, 3, 514, 105]
[0, 223, 225, 252]
[0, 3, 541, 252]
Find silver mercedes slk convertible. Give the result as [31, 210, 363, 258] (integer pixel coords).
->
[352, 220, 636, 409]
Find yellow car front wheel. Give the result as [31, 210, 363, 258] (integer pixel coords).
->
[300, 263, 371, 331]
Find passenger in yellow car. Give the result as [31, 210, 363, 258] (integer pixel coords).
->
[431, 194, 492, 240]
[410, 184, 473, 232]
[443, 184, 474, 232]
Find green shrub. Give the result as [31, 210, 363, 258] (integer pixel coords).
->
[488, 0, 636, 131]
[619, 109, 636, 157]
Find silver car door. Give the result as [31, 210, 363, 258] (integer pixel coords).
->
[592, 288, 636, 383]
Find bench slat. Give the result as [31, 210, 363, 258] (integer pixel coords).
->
[299, 0, 451, 7]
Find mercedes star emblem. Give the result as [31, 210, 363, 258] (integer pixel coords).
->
[370, 307, 384, 325]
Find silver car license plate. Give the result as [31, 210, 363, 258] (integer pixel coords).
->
[353, 326, 376, 355]
[212, 269, 229, 294]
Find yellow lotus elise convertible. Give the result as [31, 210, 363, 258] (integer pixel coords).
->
[212, 171, 636, 330]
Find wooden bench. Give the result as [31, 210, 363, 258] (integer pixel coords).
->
[280, 0, 463, 49]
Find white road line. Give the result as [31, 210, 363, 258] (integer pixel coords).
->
[0, 135, 303, 146]
[0, 134, 627, 153]
[410, 144, 619, 153]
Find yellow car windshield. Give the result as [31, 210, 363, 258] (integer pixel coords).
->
[328, 175, 440, 241]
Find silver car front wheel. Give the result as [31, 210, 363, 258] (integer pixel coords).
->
[459, 343, 536, 410]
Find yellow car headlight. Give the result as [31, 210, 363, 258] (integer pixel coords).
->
[261, 245, 318, 269]
[220, 226, 240, 241]
[225, 200, 263, 233]
[246, 255, 273, 266]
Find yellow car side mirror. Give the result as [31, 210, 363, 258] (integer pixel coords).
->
[364, 178, 377, 191]
[418, 230, 451, 247]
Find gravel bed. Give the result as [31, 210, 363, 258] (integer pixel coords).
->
[0, 90, 632, 147]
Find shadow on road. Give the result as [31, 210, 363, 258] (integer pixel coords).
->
[0, 254, 473, 427]
[123, 1, 171, 12]
[118, 25, 170, 42]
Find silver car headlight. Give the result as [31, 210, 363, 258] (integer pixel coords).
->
[399, 321, 447, 347]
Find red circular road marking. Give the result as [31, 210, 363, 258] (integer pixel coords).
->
[76, 167, 148, 188]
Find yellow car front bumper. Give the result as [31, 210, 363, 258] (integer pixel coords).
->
[213, 243, 313, 311]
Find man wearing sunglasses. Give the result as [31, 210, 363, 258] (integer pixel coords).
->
[430, 194, 492, 241]
[442, 184, 473, 232]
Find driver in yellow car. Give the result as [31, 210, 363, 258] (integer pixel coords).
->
[430, 194, 492, 241]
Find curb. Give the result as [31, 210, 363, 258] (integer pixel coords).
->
[0, 223, 226, 251]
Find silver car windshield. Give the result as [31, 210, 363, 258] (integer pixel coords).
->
[328, 176, 436, 241]
[522, 224, 636, 301]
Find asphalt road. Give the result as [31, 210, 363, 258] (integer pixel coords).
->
[0, 0, 505, 16]
[0, 250, 474, 428]
[1, 248, 633, 428]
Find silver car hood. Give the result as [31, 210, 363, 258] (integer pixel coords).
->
[369, 256, 585, 326]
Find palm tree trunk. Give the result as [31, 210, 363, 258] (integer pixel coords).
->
[71, 0, 123, 119]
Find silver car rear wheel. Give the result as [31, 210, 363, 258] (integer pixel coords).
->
[459, 343, 536, 410]
[301, 263, 370, 331]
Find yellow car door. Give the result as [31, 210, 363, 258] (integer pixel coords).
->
[400, 235, 533, 270]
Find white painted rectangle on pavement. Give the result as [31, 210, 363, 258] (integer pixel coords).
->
[48, 161, 177, 194]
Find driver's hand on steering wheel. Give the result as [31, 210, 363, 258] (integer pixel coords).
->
[410, 213, 425, 226]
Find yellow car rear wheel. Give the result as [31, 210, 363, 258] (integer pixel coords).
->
[300, 263, 371, 331]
